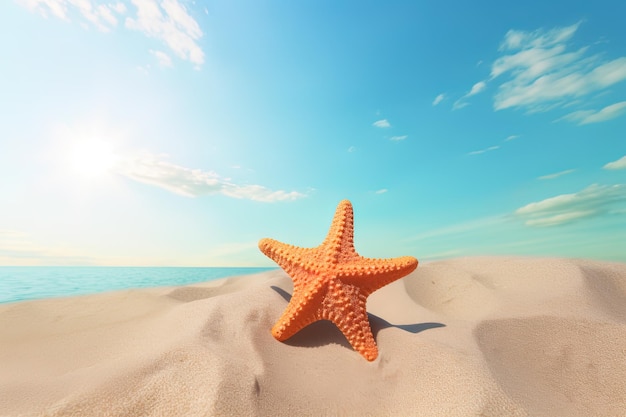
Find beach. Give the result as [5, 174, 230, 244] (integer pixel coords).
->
[1, 256, 625, 416]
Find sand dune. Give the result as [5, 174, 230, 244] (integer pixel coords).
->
[1, 257, 625, 416]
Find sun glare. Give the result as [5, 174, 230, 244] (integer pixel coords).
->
[68, 138, 118, 178]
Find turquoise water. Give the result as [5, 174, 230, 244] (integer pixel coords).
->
[0, 267, 276, 304]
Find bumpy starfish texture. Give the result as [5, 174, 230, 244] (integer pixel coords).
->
[259, 200, 418, 361]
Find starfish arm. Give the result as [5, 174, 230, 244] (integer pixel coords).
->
[271, 283, 326, 341]
[336, 256, 418, 296]
[320, 200, 358, 263]
[332, 313, 378, 361]
[258, 238, 318, 280]
[320, 280, 379, 361]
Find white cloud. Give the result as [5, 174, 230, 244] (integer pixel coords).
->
[432, 93, 445, 106]
[453, 81, 487, 109]
[406, 216, 506, 242]
[468, 145, 499, 155]
[373, 119, 391, 128]
[17, 0, 127, 31]
[538, 169, 575, 180]
[515, 183, 626, 227]
[112, 2, 127, 14]
[150, 49, 172, 67]
[490, 22, 626, 112]
[468, 81, 487, 96]
[73, 0, 115, 31]
[452, 100, 469, 110]
[419, 249, 464, 262]
[136, 64, 151, 75]
[221, 185, 304, 202]
[0, 230, 32, 256]
[16, 0, 204, 67]
[523, 210, 595, 227]
[0, 230, 97, 266]
[389, 135, 407, 141]
[604, 155, 626, 170]
[114, 152, 305, 202]
[18, 0, 68, 19]
[467, 135, 520, 156]
[125, 0, 204, 66]
[557, 101, 626, 125]
[375, 189, 388, 194]
[498, 23, 580, 52]
[97, 4, 119, 26]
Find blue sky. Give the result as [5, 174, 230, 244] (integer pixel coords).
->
[1, 0, 625, 266]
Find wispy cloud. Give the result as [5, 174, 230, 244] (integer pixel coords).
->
[126, 0, 204, 67]
[453, 81, 487, 109]
[150, 49, 172, 67]
[0, 229, 180, 266]
[389, 135, 407, 141]
[538, 169, 575, 180]
[112, 2, 127, 14]
[204, 241, 260, 265]
[556, 101, 626, 125]
[604, 155, 626, 170]
[114, 152, 305, 202]
[432, 93, 445, 106]
[18, 0, 126, 31]
[514, 183, 626, 227]
[16, 0, 204, 67]
[452, 100, 469, 110]
[419, 249, 464, 262]
[468, 145, 500, 156]
[489, 22, 626, 112]
[406, 216, 507, 242]
[519, 210, 596, 227]
[375, 189, 388, 194]
[372, 119, 391, 128]
[466, 134, 520, 156]
[468, 81, 487, 96]
[347, 146, 356, 153]
[0, 230, 98, 266]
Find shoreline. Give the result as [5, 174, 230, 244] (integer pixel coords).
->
[0, 266, 277, 305]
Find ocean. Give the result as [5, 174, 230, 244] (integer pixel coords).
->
[0, 266, 276, 304]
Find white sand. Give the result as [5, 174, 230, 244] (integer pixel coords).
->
[1, 256, 625, 416]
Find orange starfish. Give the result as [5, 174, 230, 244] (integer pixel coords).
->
[259, 200, 418, 361]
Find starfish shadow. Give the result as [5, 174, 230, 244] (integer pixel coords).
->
[271, 285, 293, 303]
[270, 286, 446, 350]
[369, 315, 446, 337]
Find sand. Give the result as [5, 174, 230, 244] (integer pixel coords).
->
[1, 256, 625, 416]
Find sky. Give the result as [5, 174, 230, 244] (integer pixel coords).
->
[1, 0, 625, 266]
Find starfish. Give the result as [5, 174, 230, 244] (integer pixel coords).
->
[259, 200, 418, 361]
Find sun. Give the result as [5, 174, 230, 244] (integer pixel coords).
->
[68, 138, 118, 178]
